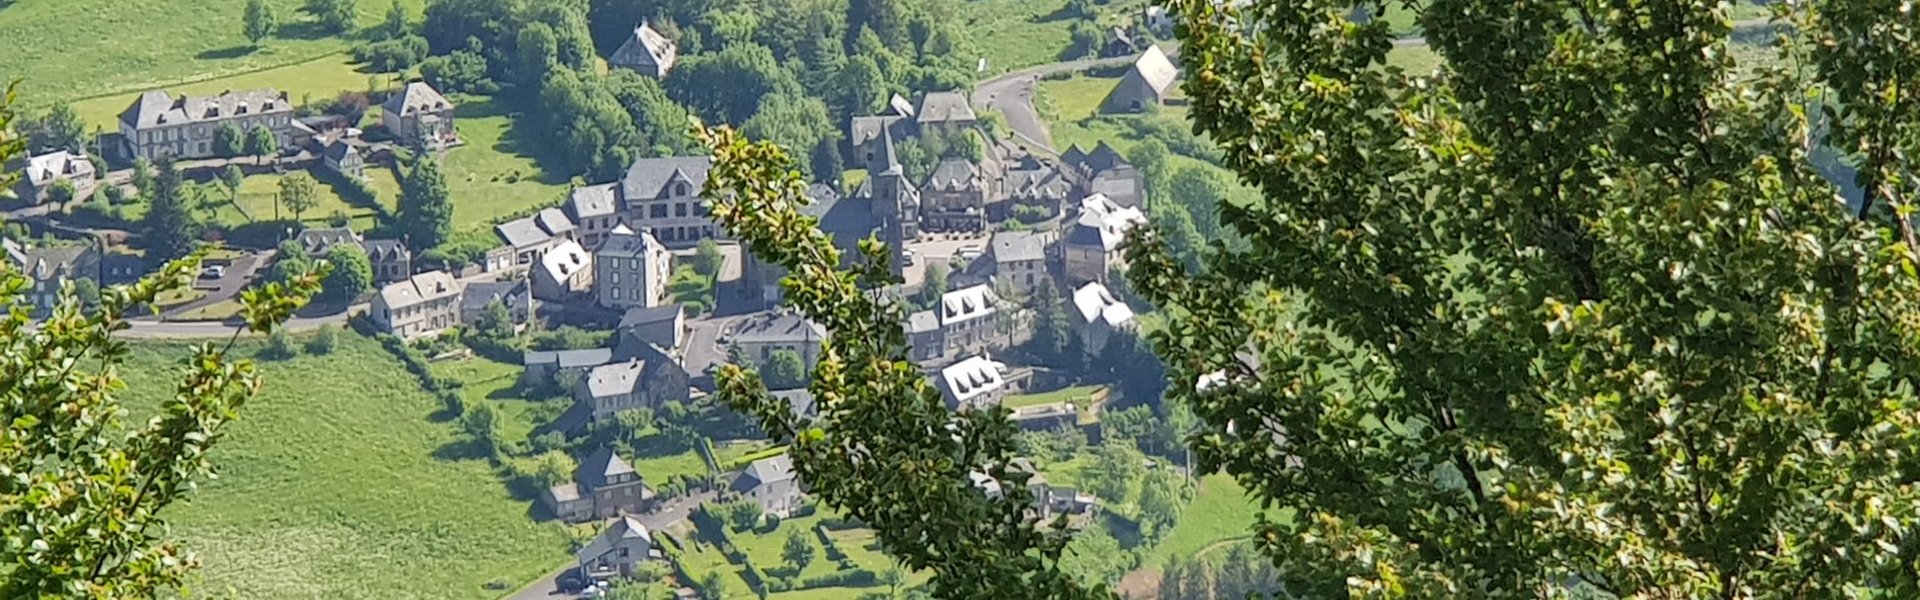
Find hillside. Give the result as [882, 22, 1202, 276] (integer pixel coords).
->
[115, 333, 569, 599]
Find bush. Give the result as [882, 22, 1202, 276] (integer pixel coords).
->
[1012, 204, 1052, 224]
[307, 324, 340, 354]
[799, 568, 877, 589]
[529, 326, 611, 351]
[261, 329, 299, 360]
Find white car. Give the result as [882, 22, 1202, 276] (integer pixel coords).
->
[955, 245, 985, 262]
[200, 266, 226, 280]
[902, 249, 916, 266]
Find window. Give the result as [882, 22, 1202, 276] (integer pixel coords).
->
[611, 271, 620, 284]
[650, 204, 668, 218]
[675, 203, 688, 217]
[675, 183, 688, 196]
[612, 288, 621, 300]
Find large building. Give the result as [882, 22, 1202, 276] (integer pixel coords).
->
[939, 284, 1003, 356]
[118, 89, 295, 161]
[920, 158, 991, 233]
[575, 341, 690, 421]
[987, 230, 1053, 297]
[731, 311, 828, 369]
[371, 271, 462, 339]
[1101, 46, 1180, 114]
[1062, 194, 1147, 286]
[381, 82, 457, 148]
[594, 225, 673, 310]
[533, 239, 594, 301]
[938, 355, 1010, 411]
[3, 241, 100, 314]
[564, 157, 720, 248]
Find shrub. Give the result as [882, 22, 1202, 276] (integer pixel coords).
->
[799, 568, 877, 589]
[306, 324, 340, 354]
[261, 328, 298, 360]
[1012, 204, 1052, 224]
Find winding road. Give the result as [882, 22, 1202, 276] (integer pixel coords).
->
[972, 54, 1143, 155]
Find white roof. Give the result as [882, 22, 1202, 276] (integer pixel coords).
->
[24, 151, 93, 187]
[583, 359, 646, 398]
[539, 240, 592, 282]
[940, 355, 1008, 407]
[1070, 193, 1147, 251]
[1072, 282, 1135, 329]
[376, 270, 459, 310]
[1132, 45, 1179, 97]
[939, 284, 1000, 327]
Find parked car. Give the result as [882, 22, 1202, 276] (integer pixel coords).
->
[199, 266, 226, 280]
[903, 249, 917, 266]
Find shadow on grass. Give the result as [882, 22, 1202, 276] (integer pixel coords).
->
[275, 21, 335, 42]
[1032, 5, 1083, 22]
[433, 436, 492, 460]
[428, 406, 462, 423]
[197, 46, 255, 60]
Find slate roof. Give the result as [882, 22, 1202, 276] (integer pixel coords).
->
[577, 446, 639, 489]
[906, 309, 940, 334]
[568, 183, 620, 220]
[376, 270, 458, 310]
[991, 231, 1049, 264]
[381, 82, 453, 119]
[547, 482, 582, 503]
[576, 515, 653, 564]
[23, 152, 94, 188]
[622, 157, 712, 201]
[939, 284, 1000, 326]
[595, 225, 664, 259]
[915, 91, 977, 125]
[734, 312, 827, 345]
[297, 227, 362, 256]
[1065, 194, 1147, 251]
[924, 158, 984, 192]
[850, 115, 912, 149]
[11, 245, 93, 281]
[583, 359, 648, 399]
[523, 348, 616, 370]
[739, 454, 796, 489]
[611, 21, 678, 74]
[1072, 282, 1136, 328]
[361, 238, 410, 261]
[496, 209, 576, 249]
[321, 140, 358, 163]
[120, 89, 292, 130]
[620, 304, 683, 329]
[461, 280, 522, 314]
[939, 355, 1008, 407]
[773, 390, 816, 418]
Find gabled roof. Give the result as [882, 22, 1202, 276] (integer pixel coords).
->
[610, 21, 678, 74]
[1115, 46, 1179, 102]
[915, 91, 977, 125]
[382, 82, 453, 119]
[568, 183, 620, 220]
[595, 226, 665, 260]
[622, 157, 712, 201]
[524, 348, 616, 370]
[620, 304, 683, 329]
[120, 88, 292, 129]
[886, 93, 917, 118]
[1065, 194, 1147, 251]
[738, 453, 796, 490]
[924, 158, 984, 192]
[850, 115, 912, 150]
[538, 240, 591, 284]
[376, 270, 459, 310]
[461, 280, 523, 314]
[1072, 281, 1136, 329]
[734, 312, 827, 345]
[939, 355, 1008, 407]
[582, 359, 648, 399]
[297, 227, 362, 256]
[24, 152, 94, 187]
[547, 482, 582, 503]
[991, 231, 1049, 264]
[360, 238, 410, 261]
[906, 309, 940, 334]
[939, 284, 1000, 326]
[496, 209, 576, 250]
[576, 515, 654, 564]
[10, 244, 94, 282]
[576, 446, 639, 489]
[321, 140, 358, 163]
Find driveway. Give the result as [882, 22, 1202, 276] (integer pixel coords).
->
[163, 250, 270, 318]
[504, 491, 719, 600]
[118, 303, 365, 338]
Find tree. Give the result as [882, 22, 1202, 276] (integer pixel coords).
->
[1136, 469, 1185, 535]
[69, 278, 101, 311]
[743, 94, 836, 178]
[245, 124, 278, 165]
[0, 86, 323, 592]
[809, 139, 844, 186]
[1027, 281, 1071, 365]
[139, 157, 201, 264]
[354, 35, 429, 73]
[277, 171, 318, 222]
[307, 323, 340, 354]
[381, 0, 408, 39]
[532, 450, 576, 486]
[22, 103, 85, 153]
[698, 570, 727, 600]
[833, 55, 889, 117]
[45, 180, 75, 206]
[699, 125, 1106, 600]
[397, 153, 453, 249]
[1113, 0, 1920, 595]
[220, 165, 245, 202]
[460, 400, 499, 456]
[1146, 200, 1202, 271]
[1064, 21, 1102, 60]
[914, 261, 947, 308]
[782, 529, 814, 572]
[693, 238, 724, 278]
[421, 50, 496, 95]
[474, 298, 514, 338]
[243, 0, 278, 47]
[514, 22, 559, 88]
[1126, 139, 1172, 202]
[263, 328, 298, 360]
[131, 157, 154, 201]
[763, 349, 807, 391]
[321, 243, 373, 303]
[667, 43, 804, 125]
[308, 0, 357, 33]
[1165, 167, 1227, 241]
[1083, 440, 1143, 507]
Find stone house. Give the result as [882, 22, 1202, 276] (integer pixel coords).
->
[938, 355, 1010, 411]
[568, 157, 722, 248]
[118, 89, 294, 161]
[905, 309, 944, 362]
[576, 515, 660, 582]
[610, 21, 678, 78]
[594, 225, 672, 310]
[731, 311, 828, 370]
[1070, 282, 1137, 356]
[576, 339, 690, 421]
[850, 93, 920, 164]
[919, 158, 991, 233]
[988, 230, 1053, 297]
[1062, 142, 1146, 210]
[496, 208, 577, 266]
[938, 284, 1002, 356]
[460, 280, 531, 326]
[915, 91, 978, 133]
[1101, 45, 1180, 114]
[371, 271, 461, 339]
[619, 304, 685, 351]
[1062, 194, 1147, 286]
[522, 348, 616, 387]
[730, 453, 804, 518]
[320, 140, 364, 178]
[545, 447, 657, 523]
[381, 82, 457, 148]
[532, 239, 593, 302]
[998, 158, 1076, 221]
[296, 227, 410, 284]
[566, 183, 622, 249]
[1103, 26, 1142, 58]
[3, 241, 100, 314]
[14, 151, 97, 204]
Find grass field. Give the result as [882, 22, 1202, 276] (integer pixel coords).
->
[67, 55, 389, 131]
[2, 0, 425, 110]
[1039, 76, 1125, 123]
[1142, 474, 1272, 569]
[434, 98, 574, 231]
[958, 0, 1152, 74]
[667, 522, 755, 597]
[116, 333, 570, 599]
[1005, 384, 1106, 410]
[231, 170, 395, 230]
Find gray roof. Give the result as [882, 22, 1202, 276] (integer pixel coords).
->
[461, 280, 522, 313]
[850, 115, 912, 149]
[361, 238, 410, 261]
[376, 270, 458, 310]
[524, 348, 615, 370]
[577, 446, 638, 489]
[739, 453, 795, 489]
[924, 158, 984, 192]
[916, 91, 977, 125]
[495, 209, 576, 249]
[322, 140, 358, 163]
[547, 482, 582, 503]
[620, 304, 683, 328]
[23, 152, 94, 188]
[576, 515, 653, 564]
[622, 157, 712, 201]
[583, 359, 648, 399]
[297, 227, 362, 256]
[120, 88, 292, 130]
[382, 82, 453, 119]
[734, 312, 827, 345]
[595, 225, 663, 259]
[610, 21, 678, 73]
[12, 245, 93, 281]
[992, 231, 1048, 264]
[772, 390, 816, 418]
[568, 183, 620, 221]
[906, 309, 940, 334]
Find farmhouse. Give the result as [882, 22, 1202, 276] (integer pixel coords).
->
[118, 88, 294, 161]
[296, 227, 412, 284]
[610, 21, 678, 78]
[381, 82, 457, 148]
[730, 453, 804, 518]
[371, 271, 461, 339]
[460, 280, 531, 326]
[1101, 45, 1179, 114]
[568, 157, 722, 248]
[576, 515, 660, 581]
[544, 447, 657, 523]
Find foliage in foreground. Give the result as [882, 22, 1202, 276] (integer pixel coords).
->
[1, 81, 328, 597]
[1127, 0, 1920, 596]
[699, 124, 1109, 600]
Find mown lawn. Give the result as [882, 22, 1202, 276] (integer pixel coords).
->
[4, 0, 424, 110]
[116, 333, 570, 599]
[1142, 474, 1273, 569]
[1005, 384, 1106, 410]
[67, 55, 388, 130]
[231, 170, 394, 230]
[667, 522, 755, 597]
[1038, 75, 1124, 123]
[433, 98, 573, 232]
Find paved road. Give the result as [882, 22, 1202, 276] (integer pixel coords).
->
[504, 491, 719, 600]
[165, 250, 271, 317]
[973, 55, 1141, 154]
[118, 303, 366, 338]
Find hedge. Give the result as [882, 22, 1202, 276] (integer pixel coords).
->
[799, 568, 877, 589]
[375, 332, 465, 416]
[814, 524, 846, 562]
